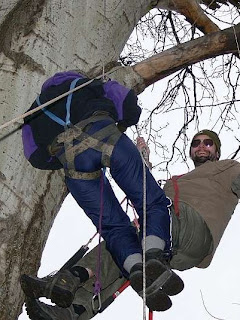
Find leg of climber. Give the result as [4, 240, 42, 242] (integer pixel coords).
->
[24, 297, 82, 320]
[64, 119, 143, 277]
[23, 242, 126, 320]
[20, 267, 90, 308]
[110, 133, 184, 310]
[66, 172, 142, 276]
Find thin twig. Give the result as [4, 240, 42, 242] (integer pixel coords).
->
[200, 290, 226, 320]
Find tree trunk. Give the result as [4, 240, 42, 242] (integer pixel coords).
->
[0, 1, 238, 319]
[0, 1, 149, 319]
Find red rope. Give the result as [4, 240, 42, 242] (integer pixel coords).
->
[171, 174, 184, 217]
[149, 310, 153, 320]
[120, 196, 140, 231]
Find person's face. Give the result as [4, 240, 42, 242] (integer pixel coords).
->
[190, 134, 219, 167]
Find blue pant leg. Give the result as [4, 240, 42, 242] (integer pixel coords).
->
[110, 134, 171, 247]
[65, 122, 142, 270]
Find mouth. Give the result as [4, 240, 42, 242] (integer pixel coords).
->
[196, 151, 209, 157]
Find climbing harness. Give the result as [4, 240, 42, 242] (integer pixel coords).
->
[36, 79, 121, 180]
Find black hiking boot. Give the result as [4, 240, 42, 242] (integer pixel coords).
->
[129, 263, 172, 311]
[21, 270, 81, 308]
[129, 249, 184, 311]
[146, 248, 184, 296]
[25, 297, 80, 320]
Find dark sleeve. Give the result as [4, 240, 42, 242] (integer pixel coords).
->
[120, 88, 141, 128]
[22, 123, 62, 170]
[103, 81, 141, 128]
[28, 147, 63, 170]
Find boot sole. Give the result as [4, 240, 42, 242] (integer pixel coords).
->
[21, 274, 74, 308]
[129, 266, 173, 311]
[146, 259, 184, 296]
[25, 297, 53, 320]
[146, 289, 172, 311]
[129, 269, 152, 294]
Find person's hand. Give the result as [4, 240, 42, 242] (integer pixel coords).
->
[136, 137, 152, 169]
[136, 137, 150, 156]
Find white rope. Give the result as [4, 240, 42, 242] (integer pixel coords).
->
[135, 127, 149, 320]
[140, 150, 147, 320]
[0, 66, 123, 132]
[0, 77, 96, 131]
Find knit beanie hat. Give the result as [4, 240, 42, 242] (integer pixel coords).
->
[190, 129, 221, 159]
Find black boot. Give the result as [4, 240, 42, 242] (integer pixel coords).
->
[24, 296, 81, 320]
[145, 248, 184, 296]
[129, 262, 172, 311]
[129, 249, 184, 312]
[21, 269, 87, 308]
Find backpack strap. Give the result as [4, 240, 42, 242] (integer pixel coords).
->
[36, 77, 81, 127]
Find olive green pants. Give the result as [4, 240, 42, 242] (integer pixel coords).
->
[72, 202, 213, 319]
[72, 242, 126, 319]
[170, 201, 213, 271]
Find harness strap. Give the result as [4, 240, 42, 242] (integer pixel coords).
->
[101, 127, 122, 167]
[65, 78, 81, 126]
[171, 174, 184, 216]
[56, 113, 114, 144]
[63, 125, 75, 170]
[65, 169, 101, 180]
[57, 122, 120, 170]
[36, 77, 81, 127]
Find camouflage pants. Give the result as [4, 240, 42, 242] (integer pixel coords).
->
[72, 202, 213, 319]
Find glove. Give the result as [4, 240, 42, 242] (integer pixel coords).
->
[117, 123, 127, 133]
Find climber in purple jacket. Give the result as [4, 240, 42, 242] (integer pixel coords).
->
[22, 71, 183, 311]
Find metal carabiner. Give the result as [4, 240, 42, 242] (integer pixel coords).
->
[91, 292, 102, 312]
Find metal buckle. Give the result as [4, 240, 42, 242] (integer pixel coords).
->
[91, 292, 102, 312]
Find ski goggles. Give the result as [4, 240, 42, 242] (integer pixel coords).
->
[191, 138, 214, 148]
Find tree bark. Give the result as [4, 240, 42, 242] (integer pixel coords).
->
[157, 0, 220, 34]
[0, 1, 150, 319]
[133, 24, 240, 88]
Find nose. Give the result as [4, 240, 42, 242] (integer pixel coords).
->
[198, 141, 206, 149]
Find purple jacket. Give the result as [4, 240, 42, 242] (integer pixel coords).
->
[22, 71, 141, 169]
